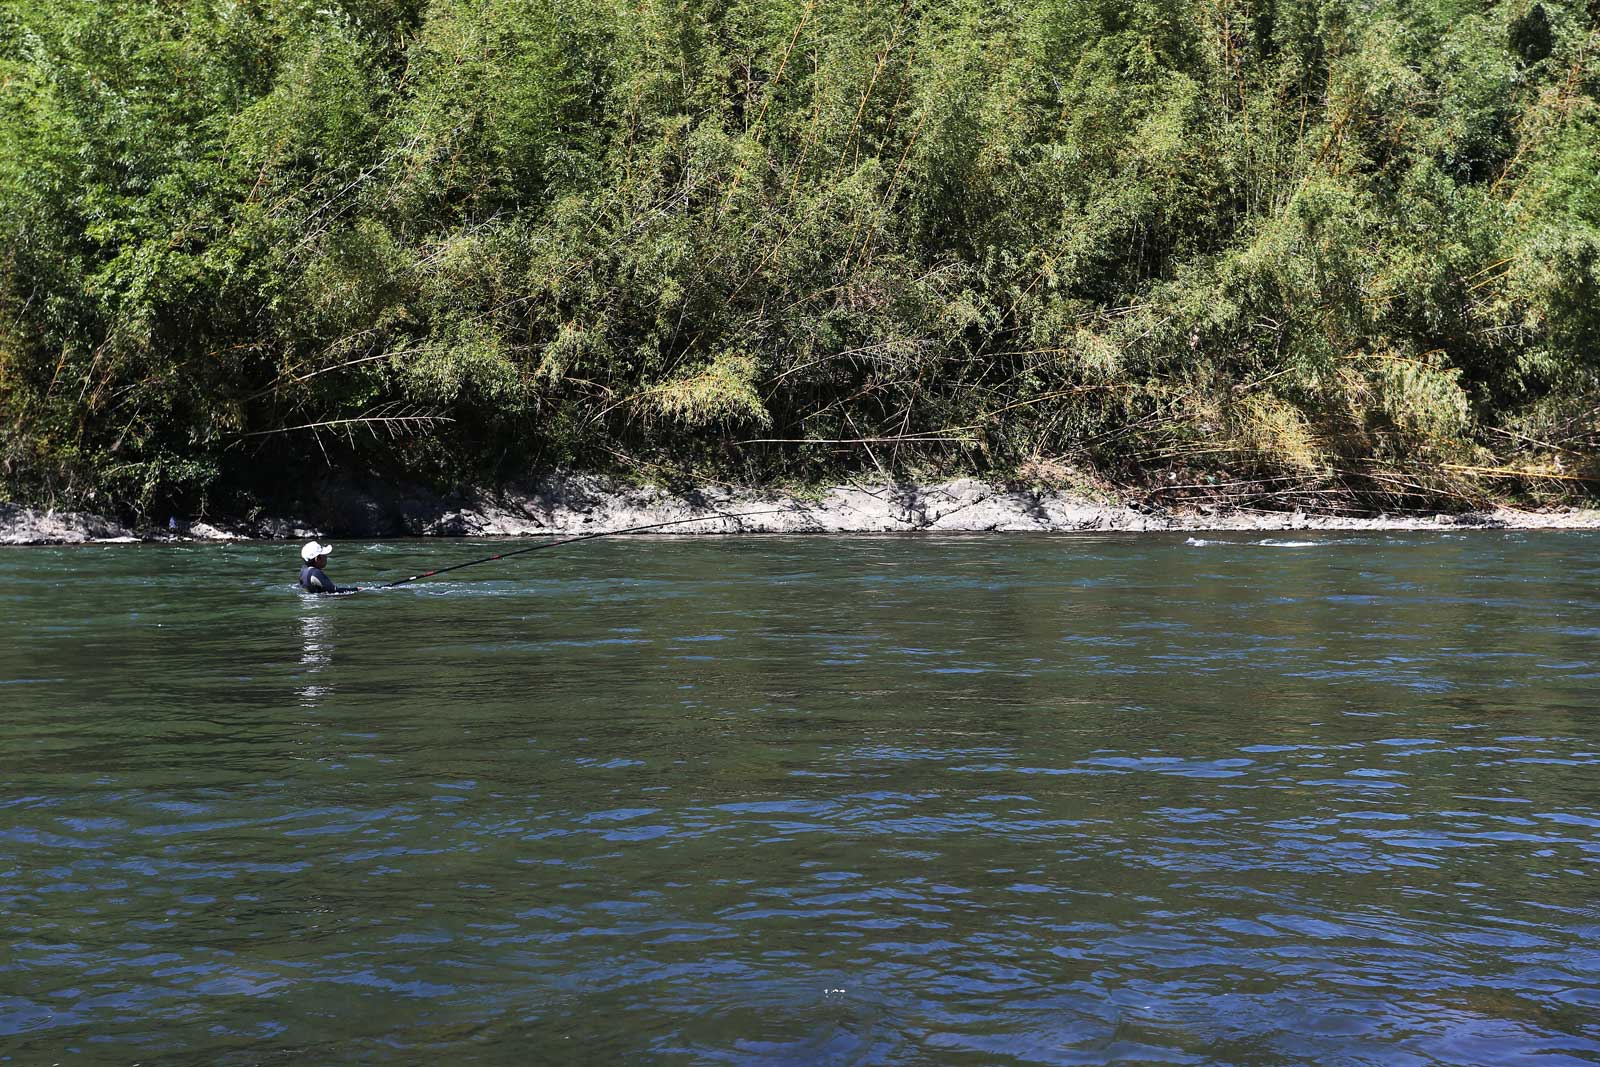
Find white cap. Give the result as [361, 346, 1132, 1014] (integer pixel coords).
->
[301, 540, 333, 562]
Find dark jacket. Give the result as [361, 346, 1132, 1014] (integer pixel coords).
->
[299, 564, 342, 593]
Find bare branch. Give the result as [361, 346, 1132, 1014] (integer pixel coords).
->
[234, 412, 454, 440]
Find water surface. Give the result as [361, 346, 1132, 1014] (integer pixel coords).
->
[3, 532, 1598, 1065]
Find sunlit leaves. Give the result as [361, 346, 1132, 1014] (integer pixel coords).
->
[2, 0, 1599, 513]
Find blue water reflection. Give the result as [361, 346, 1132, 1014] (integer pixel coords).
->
[0, 531, 1597, 1065]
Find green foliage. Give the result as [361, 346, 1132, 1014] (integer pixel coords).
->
[2, 0, 1598, 516]
[641, 352, 770, 429]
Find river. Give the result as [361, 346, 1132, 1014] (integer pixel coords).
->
[3, 532, 1598, 1065]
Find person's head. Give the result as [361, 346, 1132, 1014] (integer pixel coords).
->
[301, 541, 333, 568]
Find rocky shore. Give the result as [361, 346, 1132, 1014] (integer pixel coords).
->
[5, 475, 1599, 545]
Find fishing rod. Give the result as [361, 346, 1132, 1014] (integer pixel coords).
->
[381, 508, 791, 588]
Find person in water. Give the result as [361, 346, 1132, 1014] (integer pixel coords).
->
[299, 541, 356, 593]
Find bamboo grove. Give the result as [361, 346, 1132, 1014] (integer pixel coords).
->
[2, 0, 1598, 515]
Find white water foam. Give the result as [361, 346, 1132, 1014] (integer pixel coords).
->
[1187, 536, 1370, 549]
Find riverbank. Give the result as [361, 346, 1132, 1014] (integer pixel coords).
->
[6, 475, 1600, 545]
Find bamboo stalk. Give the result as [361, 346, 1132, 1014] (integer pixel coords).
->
[1441, 463, 1599, 483]
[235, 414, 453, 439]
[738, 435, 972, 445]
[1480, 424, 1586, 456]
[767, 339, 932, 387]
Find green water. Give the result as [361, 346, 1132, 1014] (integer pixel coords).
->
[3, 532, 1598, 1066]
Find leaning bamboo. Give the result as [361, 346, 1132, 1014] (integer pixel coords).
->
[1441, 463, 1599, 483]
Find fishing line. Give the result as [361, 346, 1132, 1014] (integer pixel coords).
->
[380, 508, 793, 588]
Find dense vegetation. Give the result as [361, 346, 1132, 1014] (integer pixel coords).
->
[3, 0, 1598, 517]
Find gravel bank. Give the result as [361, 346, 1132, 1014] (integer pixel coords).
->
[5, 476, 1598, 545]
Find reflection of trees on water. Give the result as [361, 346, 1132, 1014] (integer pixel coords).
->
[298, 609, 333, 709]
